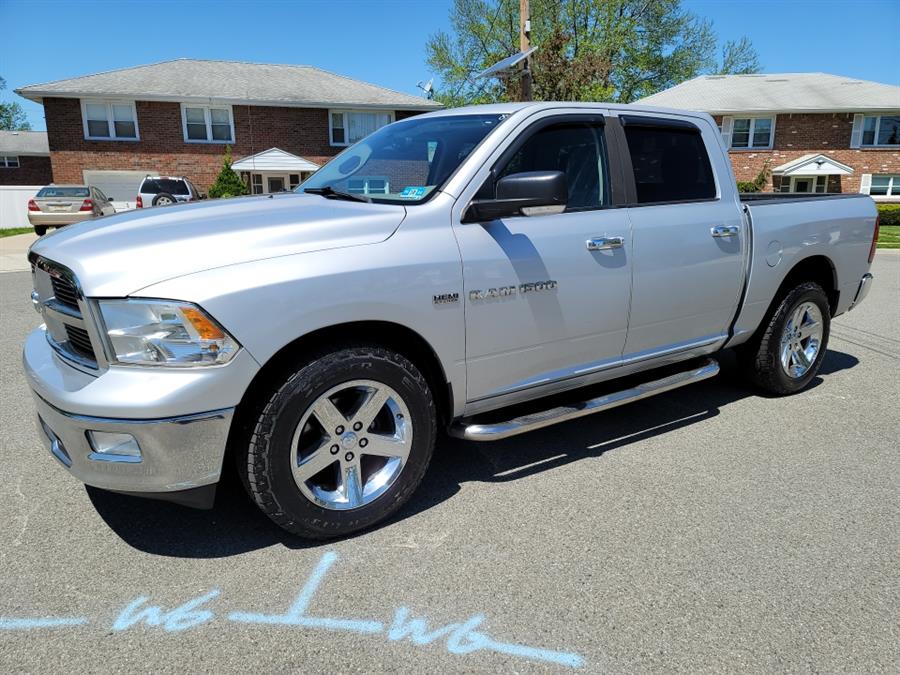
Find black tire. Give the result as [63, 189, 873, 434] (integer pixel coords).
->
[239, 345, 436, 539]
[152, 193, 176, 206]
[33, 225, 48, 236]
[739, 281, 831, 395]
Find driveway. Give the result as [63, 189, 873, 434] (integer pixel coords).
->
[1, 254, 898, 672]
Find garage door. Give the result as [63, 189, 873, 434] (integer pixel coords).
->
[83, 170, 156, 212]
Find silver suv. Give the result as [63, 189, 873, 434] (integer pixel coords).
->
[136, 176, 201, 208]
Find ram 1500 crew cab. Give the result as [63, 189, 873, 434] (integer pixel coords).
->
[24, 103, 878, 538]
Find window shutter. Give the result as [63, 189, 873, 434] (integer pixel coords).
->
[859, 174, 872, 194]
[850, 114, 864, 148]
[720, 117, 734, 149]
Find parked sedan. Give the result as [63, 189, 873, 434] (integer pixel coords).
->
[28, 185, 116, 236]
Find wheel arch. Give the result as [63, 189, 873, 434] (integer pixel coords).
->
[776, 254, 839, 315]
[227, 321, 454, 461]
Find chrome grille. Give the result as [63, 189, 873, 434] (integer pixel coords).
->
[30, 255, 101, 370]
[50, 275, 79, 310]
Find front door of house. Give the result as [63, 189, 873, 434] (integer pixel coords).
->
[267, 176, 286, 193]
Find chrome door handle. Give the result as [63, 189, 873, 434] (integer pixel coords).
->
[586, 236, 624, 251]
[711, 225, 740, 238]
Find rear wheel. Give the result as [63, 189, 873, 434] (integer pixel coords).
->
[33, 225, 48, 236]
[239, 345, 436, 539]
[739, 282, 831, 395]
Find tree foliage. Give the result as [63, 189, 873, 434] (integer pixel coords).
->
[207, 146, 249, 199]
[0, 76, 32, 131]
[426, 0, 761, 105]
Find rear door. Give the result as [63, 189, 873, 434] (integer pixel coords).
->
[612, 113, 745, 358]
[453, 112, 633, 404]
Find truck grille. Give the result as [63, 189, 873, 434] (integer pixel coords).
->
[30, 255, 100, 370]
[50, 275, 80, 310]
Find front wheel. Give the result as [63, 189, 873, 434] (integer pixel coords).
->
[739, 281, 831, 395]
[239, 345, 436, 539]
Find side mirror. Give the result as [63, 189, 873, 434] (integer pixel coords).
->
[106, 196, 114, 201]
[462, 170, 567, 223]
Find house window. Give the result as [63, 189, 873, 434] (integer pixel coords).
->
[861, 115, 900, 146]
[346, 176, 390, 195]
[81, 100, 139, 140]
[251, 174, 263, 195]
[289, 174, 300, 190]
[182, 104, 234, 143]
[731, 117, 774, 149]
[869, 175, 900, 196]
[329, 110, 393, 146]
[0, 155, 20, 168]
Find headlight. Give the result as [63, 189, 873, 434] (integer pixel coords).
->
[97, 299, 239, 366]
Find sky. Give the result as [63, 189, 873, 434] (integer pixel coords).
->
[1, 0, 898, 131]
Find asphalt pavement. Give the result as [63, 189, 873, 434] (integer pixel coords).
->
[1, 254, 898, 673]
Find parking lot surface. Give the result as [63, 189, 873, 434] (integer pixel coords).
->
[1, 254, 898, 673]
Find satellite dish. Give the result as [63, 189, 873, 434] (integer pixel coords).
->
[416, 78, 434, 99]
[476, 46, 538, 79]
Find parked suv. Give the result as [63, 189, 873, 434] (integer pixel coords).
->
[27, 185, 116, 236]
[136, 176, 201, 208]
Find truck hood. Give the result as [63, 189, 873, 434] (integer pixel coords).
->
[29, 193, 406, 296]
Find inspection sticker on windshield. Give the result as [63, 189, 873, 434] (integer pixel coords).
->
[400, 186, 427, 199]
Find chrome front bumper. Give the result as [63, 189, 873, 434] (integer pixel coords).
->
[850, 273, 874, 310]
[23, 326, 255, 496]
[32, 392, 233, 493]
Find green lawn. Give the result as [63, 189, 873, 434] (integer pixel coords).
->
[878, 225, 900, 249]
[0, 227, 33, 238]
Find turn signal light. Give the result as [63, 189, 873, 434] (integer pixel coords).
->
[181, 306, 226, 340]
[27, 199, 39, 211]
[79, 199, 93, 212]
[869, 215, 879, 263]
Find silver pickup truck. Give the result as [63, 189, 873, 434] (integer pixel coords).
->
[24, 102, 878, 538]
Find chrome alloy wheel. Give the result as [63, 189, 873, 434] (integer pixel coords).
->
[156, 196, 173, 206]
[290, 379, 413, 510]
[780, 302, 824, 379]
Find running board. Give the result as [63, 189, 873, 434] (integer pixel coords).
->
[449, 358, 720, 442]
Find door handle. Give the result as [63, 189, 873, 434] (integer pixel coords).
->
[711, 225, 740, 238]
[586, 236, 625, 251]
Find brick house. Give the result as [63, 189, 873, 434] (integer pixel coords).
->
[0, 130, 52, 186]
[15, 59, 440, 208]
[638, 73, 900, 201]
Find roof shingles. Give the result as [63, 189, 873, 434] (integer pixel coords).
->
[16, 59, 441, 110]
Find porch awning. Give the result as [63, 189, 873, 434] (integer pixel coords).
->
[772, 153, 853, 176]
[232, 148, 320, 173]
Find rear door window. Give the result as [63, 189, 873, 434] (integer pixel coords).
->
[622, 123, 715, 204]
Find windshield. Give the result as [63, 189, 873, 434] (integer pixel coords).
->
[141, 178, 190, 195]
[37, 187, 90, 198]
[299, 114, 506, 203]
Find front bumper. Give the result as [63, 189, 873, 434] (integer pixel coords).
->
[23, 325, 256, 499]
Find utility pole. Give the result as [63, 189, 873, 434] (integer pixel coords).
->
[519, 0, 533, 101]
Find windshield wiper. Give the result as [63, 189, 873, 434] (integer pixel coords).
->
[303, 186, 371, 203]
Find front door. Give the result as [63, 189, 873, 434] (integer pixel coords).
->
[267, 176, 286, 193]
[454, 115, 632, 403]
[614, 113, 745, 358]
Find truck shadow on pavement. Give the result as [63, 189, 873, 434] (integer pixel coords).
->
[87, 349, 858, 558]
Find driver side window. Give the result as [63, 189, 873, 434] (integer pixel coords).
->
[497, 121, 609, 211]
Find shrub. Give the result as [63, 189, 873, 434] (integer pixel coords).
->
[876, 203, 900, 226]
[207, 146, 249, 199]
[736, 159, 771, 193]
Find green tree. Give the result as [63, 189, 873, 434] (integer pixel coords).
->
[719, 36, 761, 75]
[207, 146, 249, 198]
[426, 0, 760, 105]
[0, 76, 32, 130]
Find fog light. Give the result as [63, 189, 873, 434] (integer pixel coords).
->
[87, 431, 142, 462]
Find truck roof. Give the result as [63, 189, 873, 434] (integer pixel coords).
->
[418, 101, 713, 121]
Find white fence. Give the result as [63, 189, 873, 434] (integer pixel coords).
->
[0, 185, 41, 230]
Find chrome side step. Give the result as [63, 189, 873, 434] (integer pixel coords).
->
[449, 358, 720, 442]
